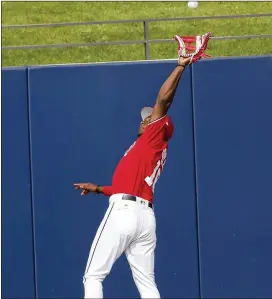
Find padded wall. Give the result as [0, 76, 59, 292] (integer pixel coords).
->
[28, 61, 199, 298]
[2, 68, 35, 298]
[3, 56, 272, 299]
[192, 56, 272, 298]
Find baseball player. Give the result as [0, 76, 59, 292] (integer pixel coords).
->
[74, 33, 211, 299]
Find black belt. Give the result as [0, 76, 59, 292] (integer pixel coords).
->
[122, 194, 153, 209]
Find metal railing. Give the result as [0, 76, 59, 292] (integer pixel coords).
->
[2, 13, 272, 60]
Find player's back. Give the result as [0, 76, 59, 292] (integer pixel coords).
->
[111, 115, 174, 202]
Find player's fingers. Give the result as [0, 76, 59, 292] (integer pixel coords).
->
[74, 183, 86, 189]
[74, 185, 83, 191]
[81, 190, 88, 196]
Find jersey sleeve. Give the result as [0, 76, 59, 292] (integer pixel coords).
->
[101, 186, 113, 197]
[145, 115, 174, 148]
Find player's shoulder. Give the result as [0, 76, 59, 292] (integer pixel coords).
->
[148, 114, 173, 127]
[154, 114, 174, 129]
[146, 114, 174, 141]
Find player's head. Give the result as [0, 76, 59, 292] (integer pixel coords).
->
[138, 107, 153, 137]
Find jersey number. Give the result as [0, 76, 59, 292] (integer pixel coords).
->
[144, 148, 167, 193]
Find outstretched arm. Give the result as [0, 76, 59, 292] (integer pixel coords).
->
[150, 57, 191, 122]
[74, 183, 113, 197]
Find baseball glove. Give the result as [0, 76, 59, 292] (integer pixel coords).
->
[174, 32, 212, 64]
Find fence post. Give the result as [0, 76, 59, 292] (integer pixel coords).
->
[143, 21, 150, 60]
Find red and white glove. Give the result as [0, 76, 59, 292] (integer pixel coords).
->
[174, 32, 212, 64]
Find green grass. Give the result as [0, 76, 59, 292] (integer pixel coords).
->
[2, 1, 272, 67]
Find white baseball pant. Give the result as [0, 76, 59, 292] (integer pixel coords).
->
[83, 193, 160, 298]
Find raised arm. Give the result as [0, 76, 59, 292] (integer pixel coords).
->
[150, 57, 191, 122]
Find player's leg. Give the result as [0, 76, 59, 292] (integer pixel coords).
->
[83, 200, 137, 298]
[125, 207, 160, 298]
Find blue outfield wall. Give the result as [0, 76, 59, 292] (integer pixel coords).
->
[1, 68, 35, 298]
[192, 56, 272, 298]
[2, 56, 272, 298]
[27, 61, 199, 298]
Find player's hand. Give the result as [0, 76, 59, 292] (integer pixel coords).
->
[178, 56, 191, 66]
[74, 183, 98, 196]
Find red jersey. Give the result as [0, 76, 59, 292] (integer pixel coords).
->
[111, 115, 174, 202]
